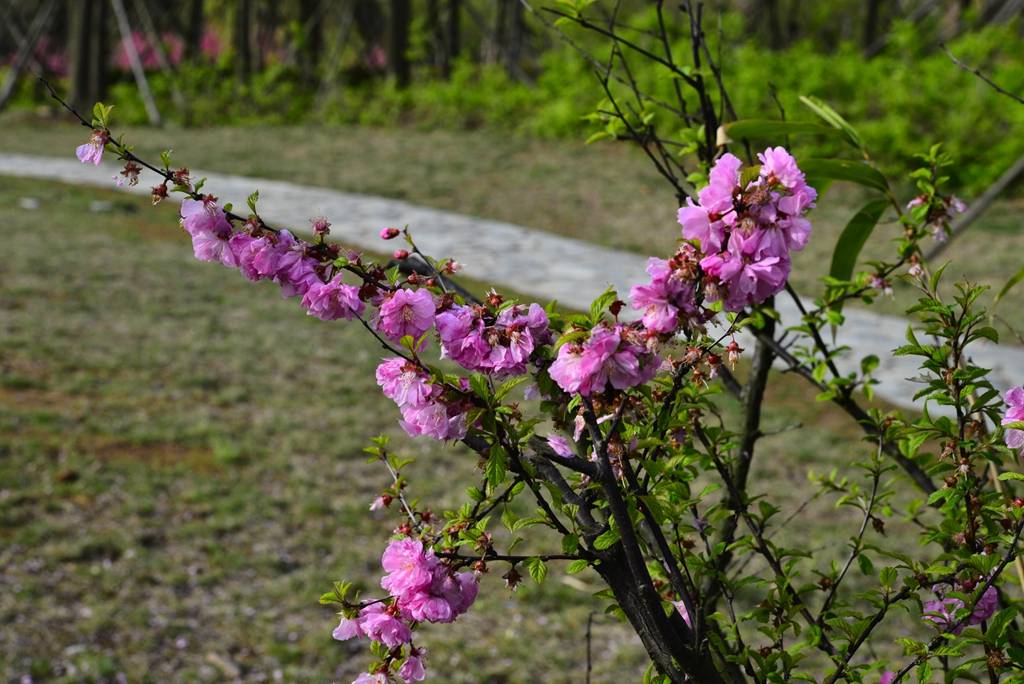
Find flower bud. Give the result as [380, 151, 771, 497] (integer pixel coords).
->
[380, 227, 400, 240]
[393, 249, 410, 260]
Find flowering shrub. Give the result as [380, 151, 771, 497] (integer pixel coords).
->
[51, 6, 1024, 681]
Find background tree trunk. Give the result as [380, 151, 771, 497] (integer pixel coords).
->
[389, 0, 411, 87]
[445, 0, 460, 78]
[185, 0, 204, 61]
[69, 0, 108, 113]
[234, 0, 252, 85]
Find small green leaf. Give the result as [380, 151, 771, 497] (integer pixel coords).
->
[593, 527, 620, 550]
[525, 557, 548, 583]
[486, 446, 508, 487]
[798, 95, 863, 149]
[566, 559, 589, 574]
[993, 265, 1024, 311]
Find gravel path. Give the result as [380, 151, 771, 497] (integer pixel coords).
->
[4, 152, 1021, 413]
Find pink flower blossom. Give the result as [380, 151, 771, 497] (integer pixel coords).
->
[923, 596, 965, 634]
[76, 130, 108, 165]
[399, 649, 427, 683]
[629, 255, 702, 335]
[378, 289, 435, 342]
[880, 672, 896, 684]
[360, 604, 412, 647]
[180, 196, 232, 238]
[376, 358, 436, 408]
[399, 400, 468, 441]
[436, 303, 550, 376]
[547, 434, 575, 458]
[1003, 386, 1024, 450]
[548, 324, 659, 396]
[352, 673, 387, 684]
[381, 539, 437, 598]
[380, 227, 400, 239]
[399, 568, 478, 623]
[971, 584, 998, 624]
[301, 274, 364, 321]
[332, 614, 365, 641]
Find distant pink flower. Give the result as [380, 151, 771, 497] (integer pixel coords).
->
[378, 288, 435, 342]
[381, 539, 436, 598]
[76, 130, 108, 165]
[547, 434, 575, 458]
[229, 234, 269, 281]
[301, 274, 364, 321]
[1003, 386, 1024, 450]
[380, 227, 400, 240]
[880, 672, 896, 684]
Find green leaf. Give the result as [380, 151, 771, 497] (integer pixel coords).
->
[798, 95, 863, 149]
[593, 527, 620, 550]
[828, 199, 889, 303]
[486, 446, 508, 487]
[724, 119, 843, 142]
[525, 557, 548, 583]
[998, 472, 1024, 482]
[801, 159, 889, 194]
[993, 265, 1024, 311]
[247, 190, 260, 214]
[589, 287, 618, 322]
[566, 559, 589, 574]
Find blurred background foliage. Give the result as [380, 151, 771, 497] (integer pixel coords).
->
[4, 0, 1024, 193]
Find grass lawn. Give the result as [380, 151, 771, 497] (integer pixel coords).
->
[1, 174, 956, 682]
[2, 115, 1023, 338]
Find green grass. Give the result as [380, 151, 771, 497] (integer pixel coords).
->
[0, 174, 959, 682]
[3, 115, 1022, 338]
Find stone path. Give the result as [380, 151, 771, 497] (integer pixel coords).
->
[4, 152, 1022, 413]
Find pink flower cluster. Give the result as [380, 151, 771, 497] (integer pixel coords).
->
[335, 539, 477, 683]
[1003, 386, 1024, 451]
[922, 582, 998, 634]
[907, 193, 966, 242]
[629, 249, 706, 335]
[377, 358, 468, 441]
[181, 197, 342, 307]
[435, 303, 551, 376]
[675, 148, 815, 313]
[548, 323, 659, 396]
